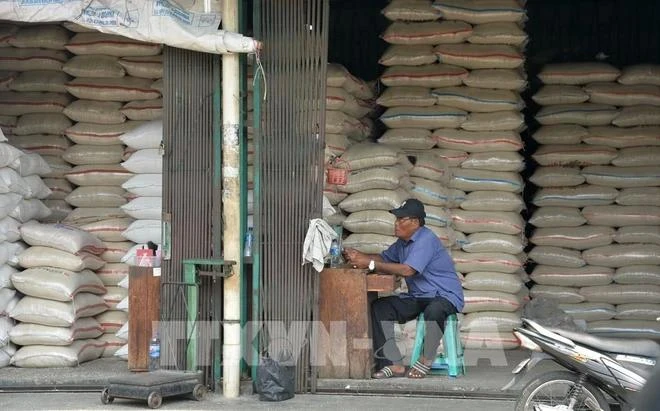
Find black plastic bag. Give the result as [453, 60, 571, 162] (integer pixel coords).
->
[256, 355, 295, 402]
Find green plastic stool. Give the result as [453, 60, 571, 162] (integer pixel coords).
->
[409, 313, 465, 377]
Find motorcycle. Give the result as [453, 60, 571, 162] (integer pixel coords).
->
[503, 318, 660, 411]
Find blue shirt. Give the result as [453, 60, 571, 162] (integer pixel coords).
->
[381, 226, 464, 312]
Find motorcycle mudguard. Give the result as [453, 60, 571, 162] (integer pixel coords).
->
[501, 351, 553, 391]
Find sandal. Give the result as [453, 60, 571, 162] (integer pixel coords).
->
[407, 361, 431, 379]
[372, 365, 407, 379]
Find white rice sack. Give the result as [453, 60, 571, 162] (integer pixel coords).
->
[120, 148, 162, 174]
[7, 134, 71, 157]
[580, 284, 660, 304]
[434, 44, 523, 69]
[13, 113, 71, 136]
[530, 285, 584, 304]
[0, 48, 68, 72]
[0, 168, 30, 196]
[11, 267, 106, 301]
[432, 129, 523, 152]
[583, 244, 660, 267]
[532, 85, 589, 105]
[342, 210, 395, 236]
[528, 247, 585, 268]
[452, 251, 525, 274]
[538, 63, 620, 85]
[342, 233, 397, 254]
[9, 318, 103, 346]
[102, 286, 127, 310]
[461, 151, 524, 172]
[462, 271, 522, 293]
[613, 105, 660, 127]
[120, 99, 163, 121]
[429, 148, 469, 166]
[382, 0, 442, 21]
[450, 168, 523, 193]
[618, 64, 660, 85]
[95, 310, 128, 334]
[530, 226, 614, 250]
[64, 207, 127, 226]
[97, 263, 130, 287]
[0, 315, 12, 346]
[0, 264, 18, 289]
[427, 225, 459, 248]
[462, 232, 524, 254]
[18, 247, 105, 272]
[40, 199, 71, 223]
[100, 241, 134, 263]
[66, 33, 161, 57]
[582, 166, 660, 188]
[0, 287, 18, 315]
[336, 167, 407, 194]
[432, 0, 526, 24]
[10, 70, 69, 93]
[409, 153, 450, 182]
[460, 110, 525, 131]
[463, 290, 522, 313]
[380, 64, 467, 88]
[532, 125, 588, 145]
[613, 146, 660, 167]
[11, 339, 106, 367]
[376, 86, 436, 107]
[65, 186, 128, 208]
[424, 205, 452, 227]
[380, 105, 467, 129]
[335, 143, 400, 171]
[585, 83, 660, 107]
[77, 218, 133, 242]
[461, 311, 522, 332]
[339, 189, 408, 213]
[65, 165, 133, 186]
[531, 265, 614, 288]
[66, 121, 144, 145]
[66, 77, 160, 102]
[9, 293, 108, 327]
[462, 68, 527, 91]
[583, 126, 660, 148]
[529, 167, 585, 187]
[122, 174, 162, 197]
[451, 210, 523, 235]
[614, 265, 660, 285]
[63, 100, 126, 124]
[532, 185, 619, 207]
[118, 120, 162, 149]
[114, 343, 128, 360]
[378, 45, 437, 66]
[587, 320, 660, 339]
[432, 86, 523, 112]
[118, 55, 162, 79]
[536, 104, 619, 126]
[582, 205, 660, 226]
[378, 128, 435, 149]
[382, 20, 473, 45]
[9, 25, 69, 50]
[615, 226, 660, 245]
[9, 152, 51, 177]
[326, 111, 372, 139]
[0, 142, 25, 168]
[324, 186, 348, 205]
[0, 193, 22, 220]
[0, 241, 26, 267]
[410, 177, 465, 207]
[120, 197, 161, 220]
[63, 55, 125, 78]
[96, 334, 126, 357]
[0, 217, 20, 243]
[327, 63, 375, 100]
[9, 199, 51, 222]
[121, 219, 161, 244]
[62, 144, 124, 165]
[559, 303, 616, 322]
[23, 175, 52, 200]
[0, 91, 71, 117]
[460, 191, 524, 212]
[615, 304, 660, 321]
[467, 22, 527, 46]
[617, 187, 660, 206]
[529, 207, 586, 228]
[461, 331, 519, 350]
[20, 221, 106, 255]
[41, 155, 72, 178]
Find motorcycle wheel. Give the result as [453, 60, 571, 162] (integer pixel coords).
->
[515, 370, 610, 411]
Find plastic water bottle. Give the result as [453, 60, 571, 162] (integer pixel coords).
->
[329, 239, 341, 268]
[244, 227, 254, 258]
[149, 332, 160, 371]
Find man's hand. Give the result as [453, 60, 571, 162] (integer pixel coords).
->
[343, 247, 370, 269]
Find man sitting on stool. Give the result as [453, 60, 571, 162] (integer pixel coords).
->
[343, 198, 464, 379]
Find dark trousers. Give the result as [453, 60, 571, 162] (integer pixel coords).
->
[371, 295, 457, 370]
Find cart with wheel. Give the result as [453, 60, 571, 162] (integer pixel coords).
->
[101, 370, 206, 409]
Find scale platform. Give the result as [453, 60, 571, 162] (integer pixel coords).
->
[101, 370, 206, 409]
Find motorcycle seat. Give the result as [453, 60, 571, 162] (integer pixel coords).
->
[549, 327, 660, 358]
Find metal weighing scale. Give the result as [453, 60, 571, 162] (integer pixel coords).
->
[101, 370, 206, 409]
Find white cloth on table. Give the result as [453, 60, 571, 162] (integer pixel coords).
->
[302, 218, 338, 272]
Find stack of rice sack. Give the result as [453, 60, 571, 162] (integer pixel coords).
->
[377, 0, 529, 350]
[529, 62, 660, 339]
[324, 63, 377, 215]
[0, 24, 75, 222]
[7, 222, 108, 367]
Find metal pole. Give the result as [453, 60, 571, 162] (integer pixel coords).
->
[222, 0, 241, 398]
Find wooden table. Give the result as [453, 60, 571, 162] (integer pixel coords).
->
[317, 268, 396, 379]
